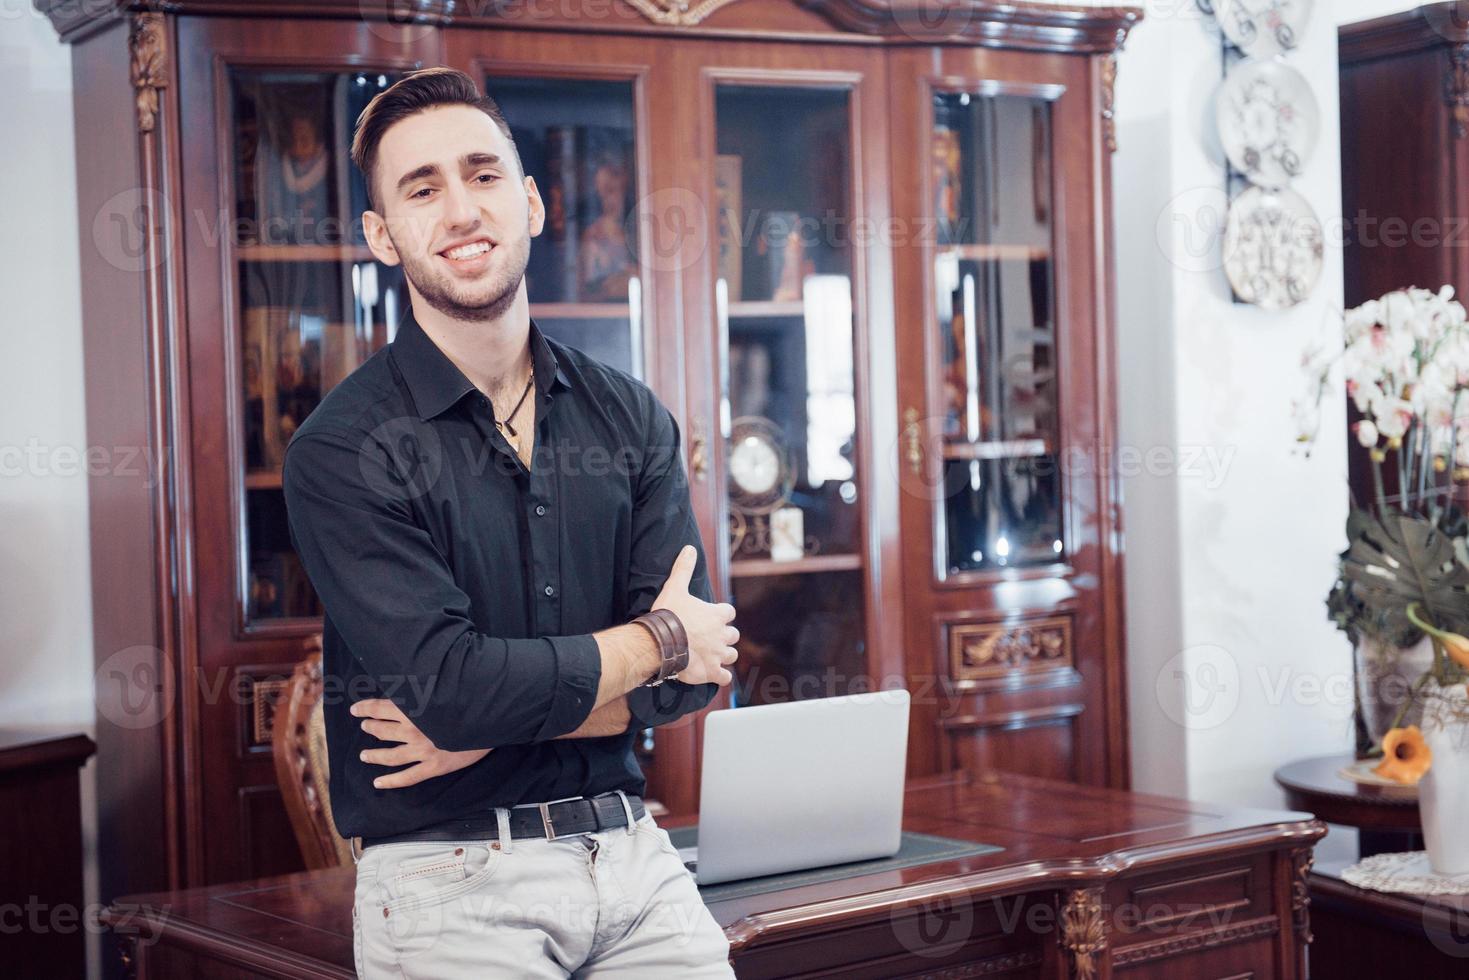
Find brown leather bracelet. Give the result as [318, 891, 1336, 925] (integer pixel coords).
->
[632, 608, 690, 686]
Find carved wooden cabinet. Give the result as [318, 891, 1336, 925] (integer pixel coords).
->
[40, 0, 1138, 908]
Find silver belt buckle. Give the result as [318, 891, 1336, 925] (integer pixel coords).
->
[535, 796, 582, 841]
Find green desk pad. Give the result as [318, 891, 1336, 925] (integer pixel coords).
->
[664, 826, 1004, 904]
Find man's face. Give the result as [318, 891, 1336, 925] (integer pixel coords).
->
[363, 105, 544, 322]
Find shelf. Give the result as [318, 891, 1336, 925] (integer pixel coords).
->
[244, 469, 283, 490]
[729, 553, 862, 578]
[937, 244, 1050, 263]
[728, 300, 806, 319]
[942, 438, 1051, 461]
[529, 302, 631, 320]
[236, 244, 376, 263]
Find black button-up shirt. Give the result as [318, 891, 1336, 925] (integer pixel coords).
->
[282, 310, 715, 838]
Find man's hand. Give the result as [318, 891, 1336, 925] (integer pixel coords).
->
[351, 699, 490, 789]
[652, 545, 739, 686]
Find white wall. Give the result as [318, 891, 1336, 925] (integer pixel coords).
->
[1114, 4, 1328, 793]
[0, 7, 98, 977]
[1112, 0, 1425, 856]
[1, 0, 91, 727]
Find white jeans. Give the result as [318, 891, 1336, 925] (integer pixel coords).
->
[352, 812, 733, 978]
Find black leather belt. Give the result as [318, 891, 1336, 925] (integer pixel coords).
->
[361, 793, 646, 851]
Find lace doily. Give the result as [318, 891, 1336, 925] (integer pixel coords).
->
[1341, 851, 1469, 896]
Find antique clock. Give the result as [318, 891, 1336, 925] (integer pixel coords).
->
[727, 416, 795, 557]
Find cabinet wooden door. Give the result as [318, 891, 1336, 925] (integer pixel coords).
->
[889, 46, 1128, 786]
[175, 17, 442, 885]
[670, 37, 904, 803]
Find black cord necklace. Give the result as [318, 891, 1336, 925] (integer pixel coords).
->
[495, 373, 535, 439]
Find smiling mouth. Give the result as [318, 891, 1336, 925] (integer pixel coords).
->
[440, 239, 493, 262]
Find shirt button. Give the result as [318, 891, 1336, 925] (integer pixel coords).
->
[544, 585, 555, 597]
[535, 504, 547, 517]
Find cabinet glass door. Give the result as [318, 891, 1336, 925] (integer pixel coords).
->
[930, 90, 1062, 577]
[231, 69, 407, 624]
[713, 83, 866, 706]
[482, 76, 644, 378]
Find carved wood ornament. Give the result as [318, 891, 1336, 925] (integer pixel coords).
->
[621, 0, 743, 25]
[130, 12, 168, 134]
[1290, 845, 1314, 945]
[1447, 43, 1469, 139]
[1060, 886, 1107, 979]
[950, 616, 1072, 681]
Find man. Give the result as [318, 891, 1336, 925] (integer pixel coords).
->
[282, 67, 738, 978]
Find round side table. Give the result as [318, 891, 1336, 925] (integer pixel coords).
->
[1274, 753, 1421, 858]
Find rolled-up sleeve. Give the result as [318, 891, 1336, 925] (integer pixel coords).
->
[282, 424, 600, 751]
[622, 402, 720, 729]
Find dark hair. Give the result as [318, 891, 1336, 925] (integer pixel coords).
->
[350, 67, 521, 213]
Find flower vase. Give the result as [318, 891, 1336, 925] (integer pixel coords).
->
[1355, 635, 1435, 746]
[1418, 680, 1469, 875]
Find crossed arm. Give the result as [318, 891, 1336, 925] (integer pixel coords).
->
[352, 687, 634, 789]
[351, 543, 738, 789]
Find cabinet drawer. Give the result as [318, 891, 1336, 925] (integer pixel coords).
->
[1114, 933, 1275, 979]
[1109, 855, 1273, 947]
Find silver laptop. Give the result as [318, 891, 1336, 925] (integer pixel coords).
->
[680, 689, 910, 885]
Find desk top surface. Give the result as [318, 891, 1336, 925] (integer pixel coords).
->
[107, 770, 1323, 975]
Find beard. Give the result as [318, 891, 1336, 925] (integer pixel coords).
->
[392, 222, 532, 323]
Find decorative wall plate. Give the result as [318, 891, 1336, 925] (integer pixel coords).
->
[1217, 57, 1319, 188]
[1212, 0, 1312, 57]
[1222, 185, 1324, 310]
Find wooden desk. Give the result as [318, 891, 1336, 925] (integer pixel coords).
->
[103, 772, 1324, 979]
[0, 728, 96, 978]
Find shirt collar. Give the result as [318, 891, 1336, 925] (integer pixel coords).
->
[390, 308, 570, 421]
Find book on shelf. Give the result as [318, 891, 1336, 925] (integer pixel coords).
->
[748, 210, 806, 303]
[520, 123, 639, 305]
[715, 154, 743, 300]
[523, 124, 580, 304]
[243, 306, 342, 471]
[576, 126, 637, 302]
[242, 306, 287, 471]
[932, 98, 964, 247]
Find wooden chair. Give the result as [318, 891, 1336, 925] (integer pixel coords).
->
[271, 637, 355, 869]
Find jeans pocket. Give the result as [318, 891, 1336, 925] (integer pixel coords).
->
[380, 842, 501, 914]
